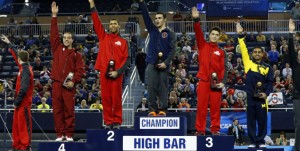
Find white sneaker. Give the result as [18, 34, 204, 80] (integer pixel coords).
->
[65, 136, 74, 142]
[248, 144, 256, 148]
[55, 136, 65, 142]
[259, 144, 267, 148]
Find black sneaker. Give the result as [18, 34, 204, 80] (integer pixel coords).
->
[113, 123, 121, 130]
[104, 124, 112, 130]
[194, 131, 205, 136]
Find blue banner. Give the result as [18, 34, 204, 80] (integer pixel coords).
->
[219, 112, 271, 136]
[206, 0, 268, 17]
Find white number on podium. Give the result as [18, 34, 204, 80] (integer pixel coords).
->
[58, 143, 66, 151]
[107, 131, 115, 141]
[205, 137, 213, 148]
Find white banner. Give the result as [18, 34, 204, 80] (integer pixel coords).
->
[123, 136, 197, 151]
[139, 117, 180, 129]
[267, 92, 284, 105]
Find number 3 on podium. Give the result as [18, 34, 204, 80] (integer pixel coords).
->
[206, 137, 213, 148]
[107, 131, 115, 141]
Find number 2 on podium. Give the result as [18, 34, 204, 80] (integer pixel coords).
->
[107, 131, 115, 141]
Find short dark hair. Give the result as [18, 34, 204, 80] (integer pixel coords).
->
[18, 50, 29, 62]
[63, 32, 74, 39]
[110, 18, 119, 24]
[156, 12, 166, 19]
[253, 46, 263, 52]
[209, 26, 221, 34]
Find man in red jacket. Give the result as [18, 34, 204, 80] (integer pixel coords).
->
[51, 2, 85, 141]
[89, 0, 129, 129]
[192, 7, 228, 135]
[1, 35, 34, 151]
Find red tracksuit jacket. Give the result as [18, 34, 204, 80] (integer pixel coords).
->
[50, 18, 85, 84]
[91, 10, 129, 74]
[194, 22, 227, 83]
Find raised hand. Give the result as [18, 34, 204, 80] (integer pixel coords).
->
[191, 7, 199, 19]
[236, 22, 243, 34]
[51, 1, 58, 17]
[0, 34, 10, 44]
[88, 0, 95, 8]
[289, 19, 295, 33]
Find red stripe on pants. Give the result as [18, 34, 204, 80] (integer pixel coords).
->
[195, 80, 221, 134]
[100, 75, 123, 125]
[12, 106, 32, 150]
[52, 81, 75, 137]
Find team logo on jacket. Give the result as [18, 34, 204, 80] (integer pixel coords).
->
[162, 32, 168, 38]
[214, 51, 220, 56]
[115, 41, 121, 46]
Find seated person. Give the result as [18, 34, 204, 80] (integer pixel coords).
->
[177, 98, 190, 112]
[275, 131, 287, 146]
[90, 99, 103, 112]
[136, 97, 148, 112]
[77, 99, 89, 112]
[37, 97, 50, 113]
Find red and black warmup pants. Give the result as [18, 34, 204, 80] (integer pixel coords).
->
[52, 81, 75, 137]
[195, 80, 222, 134]
[12, 106, 32, 150]
[100, 75, 123, 125]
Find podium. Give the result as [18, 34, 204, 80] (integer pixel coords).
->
[39, 116, 284, 151]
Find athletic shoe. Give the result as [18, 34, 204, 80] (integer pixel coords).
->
[148, 111, 157, 116]
[104, 124, 112, 130]
[194, 131, 205, 136]
[248, 144, 256, 148]
[113, 123, 121, 130]
[55, 136, 65, 142]
[65, 136, 74, 142]
[259, 144, 267, 148]
[158, 111, 166, 116]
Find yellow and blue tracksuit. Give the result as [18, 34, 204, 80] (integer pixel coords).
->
[238, 37, 274, 146]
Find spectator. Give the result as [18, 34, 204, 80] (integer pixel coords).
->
[182, 41, 191, 54]
[268, 44, 280, 66]
[256, 31, 266, 42]
[224, 39, 235, 53]
[135, 48, 147, 85]
[233, 58, 244, 73]
[40, 66, 51, 81]
[218, 31, 228, 43]
[180, 78, 195, 98]
[282, 63, 292, 79]
[177, 98, 190, 112]
[136, 97, 148, 112]
[85, 31, 96, 49]
[90, 99, 103, 112]
[86, 92, 96, 106]
[220, 99, 229, 112]
[128, 0, 139, 11]
[228, 119, 245, 146]
[180, 31, 192, 43]
[291, 2, 300, 20]
[168, 96, 178, 111]
[33, 57, 44, 73]
[273, 76, 285, 91]
[247, 32, 256, 42]
[37, 97, 50, 113]
[176, 63, 186, 78]
[77, 99, 89, 112]
[26, 34, 36, 48]
[275, 131, 288, 146]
